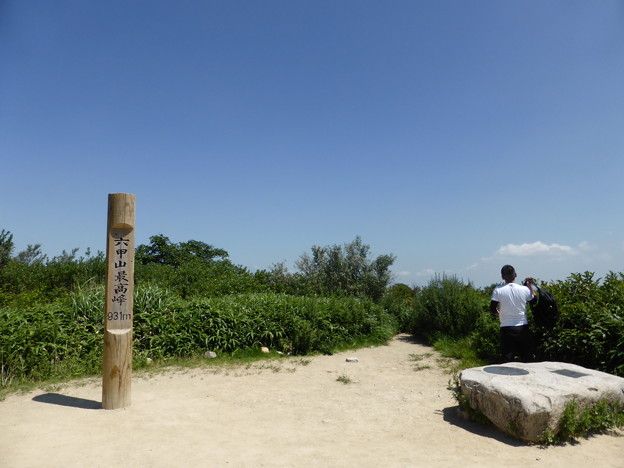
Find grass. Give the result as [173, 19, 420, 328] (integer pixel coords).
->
[0, 290, 398, 399]
[432, 336, 486, 373]
[409, 352, 433, 371]
[409, 352, 433, 361]
[412, 364, 431, 371]
[336, 373, 353, 384]
[540, 400, 624, 445]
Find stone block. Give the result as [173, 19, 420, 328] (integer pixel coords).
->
[459, 361, 624, 442]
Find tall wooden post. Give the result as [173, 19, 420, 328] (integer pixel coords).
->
[102, 193, 136, 409]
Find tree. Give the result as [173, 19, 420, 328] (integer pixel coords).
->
[136, 234, 229, 266]
[0, 229, 14, 267]
[15, 244, 48, 265]
[384, 283, 416, 307]
[295, 236, 395, 301]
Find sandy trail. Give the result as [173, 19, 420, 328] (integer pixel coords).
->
[1, 334, 622, 468]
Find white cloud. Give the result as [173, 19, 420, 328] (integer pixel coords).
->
[397, 271, 411, 277]
[578, 241, 596, 251]
[416, 268, 436, 277]
[495, 241, 577, 258]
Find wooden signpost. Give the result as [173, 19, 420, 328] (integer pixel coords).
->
[102, 193, 136, 409]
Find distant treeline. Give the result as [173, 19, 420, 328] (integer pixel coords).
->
[0, 230, 394, 305]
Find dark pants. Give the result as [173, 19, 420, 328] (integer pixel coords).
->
[500, 325, 533, 362]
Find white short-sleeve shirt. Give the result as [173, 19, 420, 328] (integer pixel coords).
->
[491, 282, 533, 327]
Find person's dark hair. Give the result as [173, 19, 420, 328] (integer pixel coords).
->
[501, 265, 516, 282]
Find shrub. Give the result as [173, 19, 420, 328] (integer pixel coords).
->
[469, 312, 500, 363]
[539, 272, 624, 376]
[544, 399, 624, 444]
[135, 259, 263, 298]
[1, 292, 397, 393]
[295, 236, 395, 301]
[381, 283, 417, 333]
[133, 294, 397, 357]
[0, 304, 101, 384]
[409, 275, 488, 341]
[0, 249, 105, 306]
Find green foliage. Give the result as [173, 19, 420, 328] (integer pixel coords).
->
[541, 400, 624, 445]
[0, 248, 105, 307]
[295, 236, 396, 301]
[1, 290, 396, 394]
[384, 283, 416, 307]
[14, 244, 48, 265]
[133, 293, 396, 357]
[0, 231, 397, 305]
[0, 303, 102, 386]
[136, 259, 261, 298]
[398, 271, 624, 377]
[136, 234, 229, 266]
[70, 281, 106, 325]
[409, 275, 488, 341]
[133, 235, 265, 299]
[0, 230, 400, 397]
[253, 262, 315, 296]
[336, 373, 353, 384]
[468, 312, 500, 363]
[432, 336, 487, 372]
[539, 272, 624, 376]
[0, 229, 14, 268]
[379, 284, 415, 334]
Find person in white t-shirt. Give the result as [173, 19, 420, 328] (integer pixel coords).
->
[490, 265, 536, 362]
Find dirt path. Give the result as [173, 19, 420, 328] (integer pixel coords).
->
[1, 334, 622, 468]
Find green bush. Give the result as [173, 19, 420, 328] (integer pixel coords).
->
[539, 272, 624, 376]
[294, 236, 395, 301]
[135, 260, 263, 298]
[0, 250, 105, 307]
[468, 312, 500, 363]
[133, 293, 397, 357]
[381, 283, 417, 333]
[409, 275, 488, 341]
[403, 271, 624, 377]
[544, 399, 624, 444]
[0, 291, 397, 392]
[0, 304, 101, 384]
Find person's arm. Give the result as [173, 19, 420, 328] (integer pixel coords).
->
[524, 277, 537, 305]
[490, 300, 499, 317]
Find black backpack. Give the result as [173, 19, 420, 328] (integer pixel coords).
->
[526, 280, 559, 328]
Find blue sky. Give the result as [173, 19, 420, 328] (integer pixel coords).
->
[1, 1, 623, 288]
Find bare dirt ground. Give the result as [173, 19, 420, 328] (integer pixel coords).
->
[1, 334, 622, 468]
